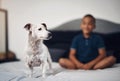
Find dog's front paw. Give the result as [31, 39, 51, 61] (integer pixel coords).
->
[28, 74, 33, 78]
[42, 74, 46, 78]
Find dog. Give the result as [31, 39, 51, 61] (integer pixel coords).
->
[24, 23, 52, 78]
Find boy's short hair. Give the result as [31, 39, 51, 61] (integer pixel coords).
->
[83, 14, 96, 24]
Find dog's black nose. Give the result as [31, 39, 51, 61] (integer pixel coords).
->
[47, 32, 52, 39]
[48, 32, 52, 37]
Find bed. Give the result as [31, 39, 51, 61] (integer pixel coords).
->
[0, 18, 120, 81]
[0, 61, 120, 81]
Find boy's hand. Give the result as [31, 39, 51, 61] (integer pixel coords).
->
[76, 63, 84, 69]
[82, 63, 93, 70]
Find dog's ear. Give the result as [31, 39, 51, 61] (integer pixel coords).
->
[41, 23, 47, 30]
[24, 23, 31, 31]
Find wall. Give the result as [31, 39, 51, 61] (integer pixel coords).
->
[0, 0, 1, 8]
[1, 0, 120, 60]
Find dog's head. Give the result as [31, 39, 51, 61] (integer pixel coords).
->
[24, 23, 52, 40]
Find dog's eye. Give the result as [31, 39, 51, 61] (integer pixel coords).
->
[38, 28, 42, 31]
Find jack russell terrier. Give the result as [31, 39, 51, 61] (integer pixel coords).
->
[24, 23, 52, 78]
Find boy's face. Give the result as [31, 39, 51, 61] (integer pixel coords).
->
[80, 17, 95, 34]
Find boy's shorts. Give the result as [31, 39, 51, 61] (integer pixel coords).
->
[106, 50, 114, 56]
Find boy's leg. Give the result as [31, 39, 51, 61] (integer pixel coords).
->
[93, 56, 116, 70]
[59, 58, 76, 69]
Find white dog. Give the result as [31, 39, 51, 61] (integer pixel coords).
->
[24, 23, 52, 78]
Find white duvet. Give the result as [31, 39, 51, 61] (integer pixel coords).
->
[0, 61, 120, 81]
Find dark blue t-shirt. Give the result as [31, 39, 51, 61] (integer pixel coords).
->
[71, 33, 105, 63]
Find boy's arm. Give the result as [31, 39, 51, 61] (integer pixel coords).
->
[83, 48, 106, 69]
[69, 49, 84, 69]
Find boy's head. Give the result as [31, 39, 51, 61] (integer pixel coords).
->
[80, 14, 96, 34]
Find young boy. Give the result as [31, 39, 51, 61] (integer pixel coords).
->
[59, 14, 116, 70]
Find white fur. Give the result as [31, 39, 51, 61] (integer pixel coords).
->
[24, 23, 52, 78]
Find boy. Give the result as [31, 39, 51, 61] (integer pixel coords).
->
[59, 14, 116, 70]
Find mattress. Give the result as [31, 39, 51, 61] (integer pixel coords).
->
[0, 61, 120, 81]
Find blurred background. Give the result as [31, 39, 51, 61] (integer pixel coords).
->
[0, 0, 120, 62]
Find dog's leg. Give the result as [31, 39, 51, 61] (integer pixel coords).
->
[47, 52, 54, 75]
[25, 55, 33, 77]
[27, 55, 34, 77]
[27, 59, 33, 77]
[28, 66, 33, 77]
[42, 61, 47, 78]
[26, 61, 33, 77]
[47, 52, 52, 70]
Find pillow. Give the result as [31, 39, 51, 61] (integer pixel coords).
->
[106, 50, 114, 56]
[49, 48, 66, 62]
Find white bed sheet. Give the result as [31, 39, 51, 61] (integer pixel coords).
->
[0, 61, 120, 81]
